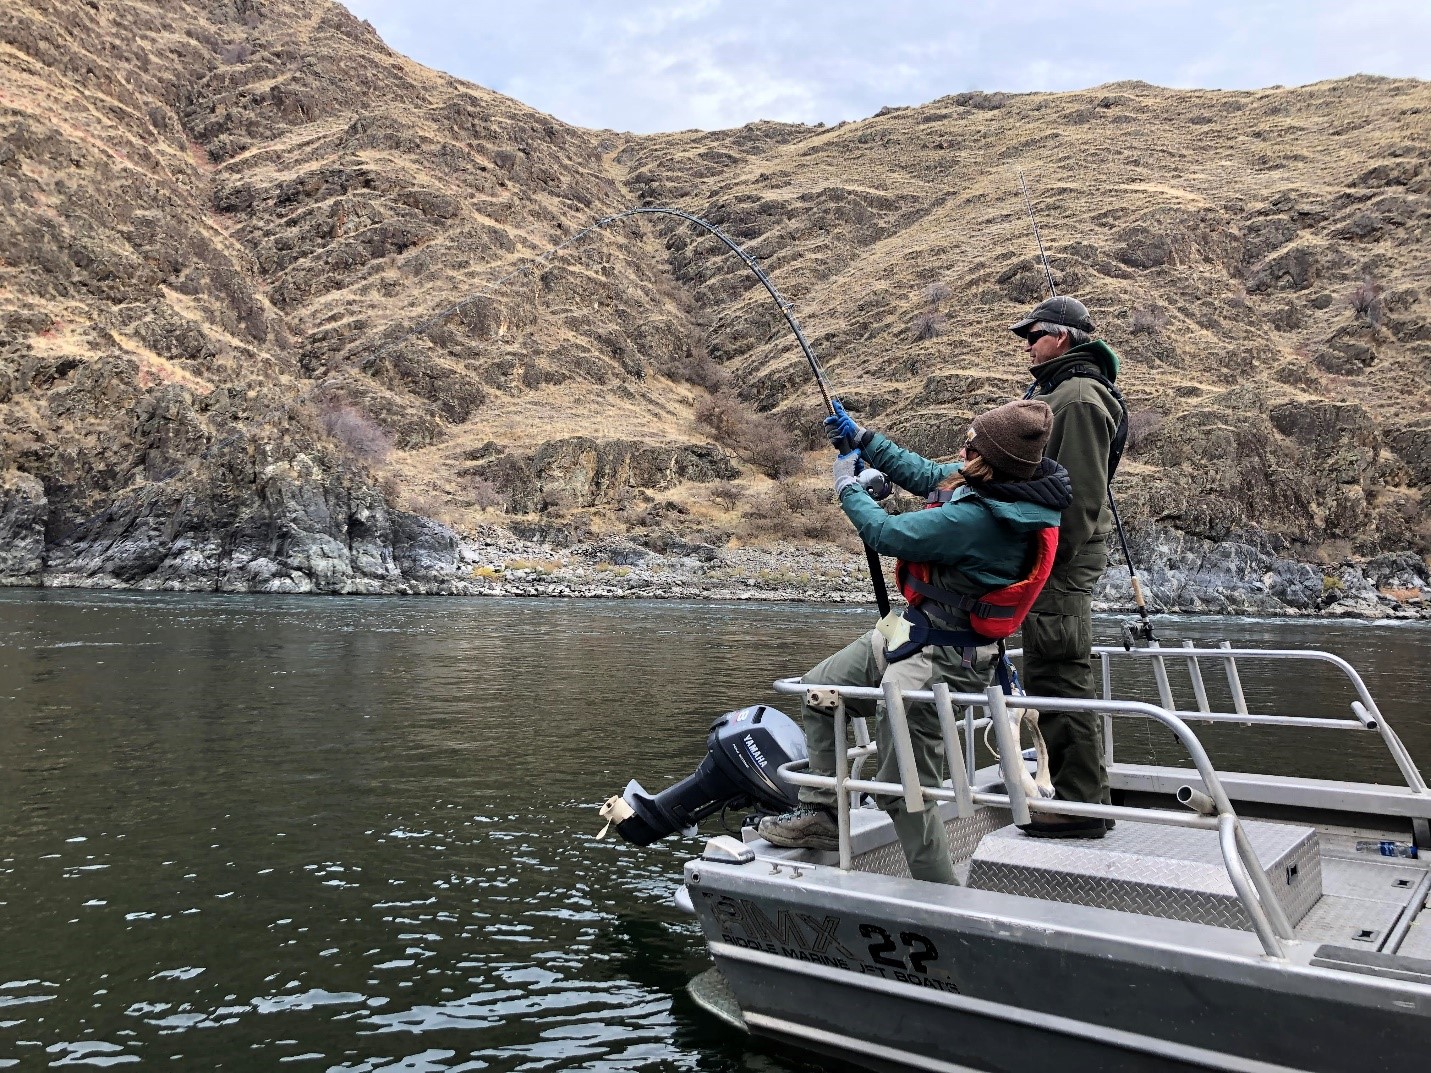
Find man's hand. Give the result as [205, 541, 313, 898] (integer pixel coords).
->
[824, 399, 869, 453]
[833, 450, 862, 496]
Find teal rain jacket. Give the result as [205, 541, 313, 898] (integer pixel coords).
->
[839, 433, 1072, 598]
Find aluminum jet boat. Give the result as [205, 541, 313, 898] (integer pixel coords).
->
[614, 642, 1431, 1072]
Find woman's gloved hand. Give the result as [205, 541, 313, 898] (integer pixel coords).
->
[832, 450, 862, 496]
[824, 399, 870, 453]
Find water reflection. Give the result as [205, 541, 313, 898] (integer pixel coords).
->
[0, 591, 1426, 1071]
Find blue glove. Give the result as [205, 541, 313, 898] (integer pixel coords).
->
[833, 450, 861, 496]
[824, 399, 869, 453]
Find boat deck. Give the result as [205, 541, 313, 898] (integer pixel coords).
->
[1300, 829, 1428, 951]
[744, 643, 1431, 971]
[748, 800, 1431, 960]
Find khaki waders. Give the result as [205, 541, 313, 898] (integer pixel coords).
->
[797, 627, 998, 885]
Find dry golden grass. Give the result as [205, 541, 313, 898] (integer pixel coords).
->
[1, 0, 1426, 564]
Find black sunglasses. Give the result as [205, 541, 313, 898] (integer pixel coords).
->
[1024, 329, 1050, 344]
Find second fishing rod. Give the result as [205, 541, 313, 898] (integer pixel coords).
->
[1016, 171, 1158, 649]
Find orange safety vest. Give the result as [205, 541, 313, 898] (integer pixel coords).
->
[895, 499, 1059, 642]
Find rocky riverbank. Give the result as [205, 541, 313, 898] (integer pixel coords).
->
[4, 477, 1426, 619]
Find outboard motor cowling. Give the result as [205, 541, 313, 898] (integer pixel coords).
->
[601, 705, 806, 845]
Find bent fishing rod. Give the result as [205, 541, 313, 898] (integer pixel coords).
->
[359, 205, 890, 616]
[1016, 170, 1157, 647]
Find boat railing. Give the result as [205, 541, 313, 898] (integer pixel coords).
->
[772, 677, 1301, 959]
[1054, 643, 1429, 795]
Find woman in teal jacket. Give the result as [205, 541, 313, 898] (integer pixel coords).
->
[757, 399, 1073, 883]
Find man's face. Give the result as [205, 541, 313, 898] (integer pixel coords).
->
[1022, 327, 1069, 365]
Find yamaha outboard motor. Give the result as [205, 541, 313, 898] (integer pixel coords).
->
[600, 705, 806, 845]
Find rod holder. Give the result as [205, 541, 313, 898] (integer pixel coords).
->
[932, 683, 973, 817]
[1177, 784, 1217, 816]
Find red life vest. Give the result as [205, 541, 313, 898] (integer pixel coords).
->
[895, 498, 1059, 642]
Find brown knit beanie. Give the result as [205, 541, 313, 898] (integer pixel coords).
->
[968, 400, 1053, 480]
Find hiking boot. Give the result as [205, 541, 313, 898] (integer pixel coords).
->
[756, 806, 839, 851]
[1018, 816, 1107, 840]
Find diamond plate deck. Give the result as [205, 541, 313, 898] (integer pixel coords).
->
[1319, 855, 1424, 903]
[1297, 895, 1406, 946]
[966, 818, 1321, 930]
[852, 805, 1011, 878]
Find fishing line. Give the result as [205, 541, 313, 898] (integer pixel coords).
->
[353, 204, 889, 616]
[1015, 169, 1158, 650]
[1017, 170, 1058, 299]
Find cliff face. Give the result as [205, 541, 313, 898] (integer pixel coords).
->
[0, 0, 709, 591]
[2, 1, 1429, 607]
[620, 81, 1431, 559]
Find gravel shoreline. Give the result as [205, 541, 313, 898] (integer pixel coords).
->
[12, 524, 1429, 622]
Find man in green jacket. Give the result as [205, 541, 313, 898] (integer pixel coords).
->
[1009, 296, 1125, 837]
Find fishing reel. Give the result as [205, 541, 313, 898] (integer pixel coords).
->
[1121, 618, 1156, 651]
[856, 467, 892, 501]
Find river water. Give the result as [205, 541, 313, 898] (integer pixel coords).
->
[1, 591, 1428, 1071]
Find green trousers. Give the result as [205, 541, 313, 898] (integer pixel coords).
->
[1022, 536, 1111, 806]
[797, 629, 997, 885]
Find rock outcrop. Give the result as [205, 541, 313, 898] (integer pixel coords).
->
[0, 3, 1427, 608]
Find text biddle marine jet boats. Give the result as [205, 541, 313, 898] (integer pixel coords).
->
[600, 642, 1431, 1073]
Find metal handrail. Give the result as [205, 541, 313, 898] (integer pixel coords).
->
[1052, 645, 1431, 795]
[773, 677, 1294, 958]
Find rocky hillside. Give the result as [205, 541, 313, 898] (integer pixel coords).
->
[2, 0, 1429, 611]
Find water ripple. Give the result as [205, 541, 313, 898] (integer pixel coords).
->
[11, 592, 1418, 1070]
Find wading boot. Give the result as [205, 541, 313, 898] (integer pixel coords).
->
[1018, 816, 1107, 839]
[756, 806, 839, 851]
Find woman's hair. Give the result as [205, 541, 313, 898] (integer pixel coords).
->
[937, 449, 998, 492]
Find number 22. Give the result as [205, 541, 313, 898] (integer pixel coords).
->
[858, 924, 939, 974]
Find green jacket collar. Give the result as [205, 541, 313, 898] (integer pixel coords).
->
[1029, 339, 1120, 384]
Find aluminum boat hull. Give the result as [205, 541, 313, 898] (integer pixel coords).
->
[685, 849, 1431, 1073]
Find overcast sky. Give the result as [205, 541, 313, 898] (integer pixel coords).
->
[340, 1, 1431, 133]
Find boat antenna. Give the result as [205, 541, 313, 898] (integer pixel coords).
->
[1018, 169, 1058, 298]
[354, 205, 889, 617]
[1015, 172, 1157, 648]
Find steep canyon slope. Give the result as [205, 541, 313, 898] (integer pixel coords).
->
[2, 0, 1429, 609]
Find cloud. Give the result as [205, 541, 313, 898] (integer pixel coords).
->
[341, 0, 1431, 132]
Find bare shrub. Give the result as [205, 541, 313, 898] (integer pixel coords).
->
[668, 334, 726, 391]
[470, 478, 507, 511]
[708, 481, 744, 509]
[784, 404, 830, 451]
[911, 312, 948, 341]
[1129, 306, 1169, 334]
[1348, 276, 1384, 326]
[1125, 409, 1165, 454]
[321, 405, 393, 464]
[697, 391, 807, 478]
[741, 425, 805, 479]
[737, 483, 850, 545]
[922, 282, 952, 306]
[695, 391, 745, 440]
[219, 41, 252, 64]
